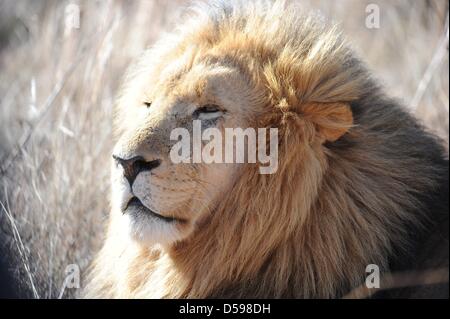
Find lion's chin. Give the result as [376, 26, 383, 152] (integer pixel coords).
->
[122, 206, 191, 246]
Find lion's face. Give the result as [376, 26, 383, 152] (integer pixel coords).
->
[111, 54, 265, 245]
[109, 6, 357, 248]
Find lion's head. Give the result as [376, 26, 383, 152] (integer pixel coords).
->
[85, 1, 447, 299]
[110, 0, 357, 247]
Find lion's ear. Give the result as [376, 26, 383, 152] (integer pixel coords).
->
[302, 102, 353, 143]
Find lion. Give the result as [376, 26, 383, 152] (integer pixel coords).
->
[83, 0, 449, 298]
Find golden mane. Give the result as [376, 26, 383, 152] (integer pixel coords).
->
[84, 1, 447, 298]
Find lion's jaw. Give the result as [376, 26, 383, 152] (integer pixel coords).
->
[110, 158, 235, 246]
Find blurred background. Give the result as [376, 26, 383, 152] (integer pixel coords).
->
[0, 0, 448, 298]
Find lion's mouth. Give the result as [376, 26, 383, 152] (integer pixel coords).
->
[124, 197, 181, 223]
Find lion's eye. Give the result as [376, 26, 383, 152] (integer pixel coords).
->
[143, 101, 152, 108]
[193, 104, 224, 120]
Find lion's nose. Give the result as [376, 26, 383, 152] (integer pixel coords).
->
[112, 154, 161, 186]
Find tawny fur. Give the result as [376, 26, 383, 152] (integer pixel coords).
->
[83, 1, 447, 298]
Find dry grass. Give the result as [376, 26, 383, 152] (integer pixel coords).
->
[0, 0, 448, 298]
